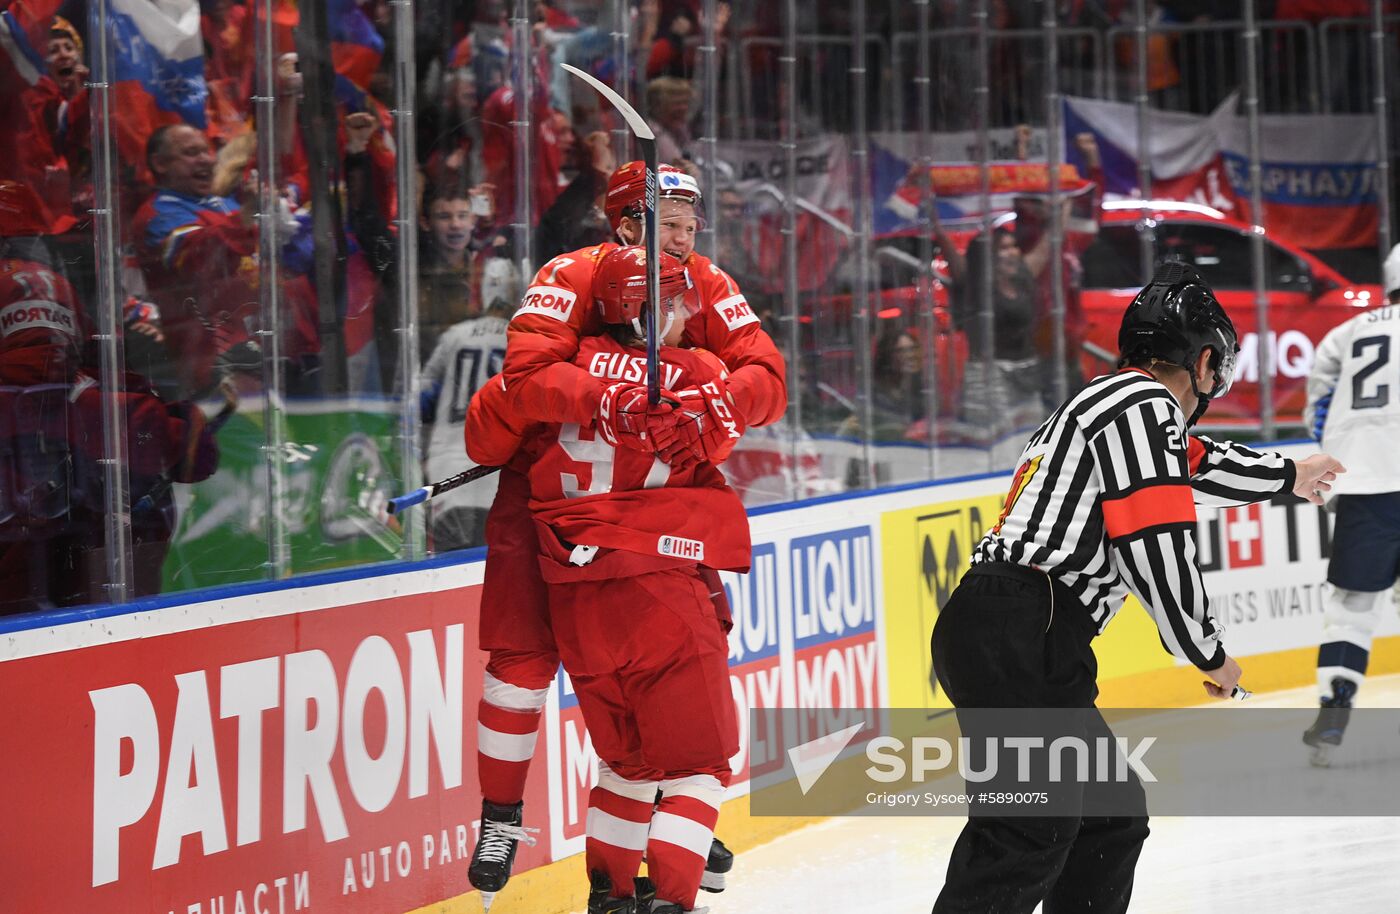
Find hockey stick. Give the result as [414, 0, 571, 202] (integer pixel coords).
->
[386, 464, 502, 515]
[560, 63, 662, 405]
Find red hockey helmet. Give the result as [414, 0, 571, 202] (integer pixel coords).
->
[593, 245, 693, 326]
[0, 254, 86, 355]
[603, 161, 704, 229]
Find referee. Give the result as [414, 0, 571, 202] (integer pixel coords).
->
[929, 262, 1345, 913]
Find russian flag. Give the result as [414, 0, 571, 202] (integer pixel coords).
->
[1065, 93, 1380, 250]
[1062, 94, 1233, 204]
[100, 0, 208, 169]
[329, 0, 384, 108]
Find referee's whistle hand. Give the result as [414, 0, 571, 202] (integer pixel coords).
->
[1292, 454, 1346, 505]
[1202, 655, 1243, 700]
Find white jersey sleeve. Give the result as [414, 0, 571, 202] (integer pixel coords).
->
[1311, 305, 1400, 495]
[1305, 321, 1346, 434]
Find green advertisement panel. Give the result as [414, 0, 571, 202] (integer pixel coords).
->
[161, 400, 404, 592]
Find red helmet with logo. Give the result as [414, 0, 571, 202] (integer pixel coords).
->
[603, 161, 704, 229]
[593, 245, 693, 325]
[0, 253, 86, 356]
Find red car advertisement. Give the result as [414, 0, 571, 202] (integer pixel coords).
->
[1077, 201, 1383, 424]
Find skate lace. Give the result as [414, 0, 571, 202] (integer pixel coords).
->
[477, 820, 540, 864]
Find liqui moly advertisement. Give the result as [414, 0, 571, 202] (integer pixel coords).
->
[543, 511, 889, 860]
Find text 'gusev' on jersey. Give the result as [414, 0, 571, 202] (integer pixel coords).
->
[467, 335, 752, 575]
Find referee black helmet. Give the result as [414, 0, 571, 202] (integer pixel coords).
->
[1118, 260, 1238, 420]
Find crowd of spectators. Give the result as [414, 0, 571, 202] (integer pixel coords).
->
[4, 0, 1398, 610]
[0, 0, 741, 610]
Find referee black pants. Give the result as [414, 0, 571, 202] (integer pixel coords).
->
[929, 562, 1149, 914]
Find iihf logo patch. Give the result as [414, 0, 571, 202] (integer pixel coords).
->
[661, 173, 682, 187]
[658, 534, 704, 560]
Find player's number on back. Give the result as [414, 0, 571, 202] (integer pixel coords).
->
[1351, 335, 1393, 410]
[449, 346, 506, 424]
[558, 424, 670, 498]
[539, 257, 575, 286]
[12, 270, 60, 302]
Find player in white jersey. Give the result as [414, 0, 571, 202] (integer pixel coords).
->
[1302, 271, 1400, 765]
[420, 302, 509, 551]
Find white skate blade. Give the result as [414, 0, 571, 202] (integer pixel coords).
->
[480, 890, 497, 912]
[1309, 744, 1334, 768]
[699, 870, 726, 893]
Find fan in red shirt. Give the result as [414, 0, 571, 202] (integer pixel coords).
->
[0, 188, 220, 613]
[468, 246, 745, 914]
[461, 160, 785, 906]
[0, 0, 72, 223]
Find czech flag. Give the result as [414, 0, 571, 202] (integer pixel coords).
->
[101, 0, 208, 170]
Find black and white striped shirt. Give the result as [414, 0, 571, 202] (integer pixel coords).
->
[976, 369, 1296, 670]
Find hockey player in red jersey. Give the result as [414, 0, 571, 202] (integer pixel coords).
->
[468, 247, 745, 914]
[463, 161, 784, 903]
[502, 160, 786, 435]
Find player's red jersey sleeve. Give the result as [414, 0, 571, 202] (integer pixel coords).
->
[500, 244, 615, 426]
[464, 373, 532, 467]
[682, 253, 787, 427]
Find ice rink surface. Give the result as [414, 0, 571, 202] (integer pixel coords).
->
[575, 674, 1400, 914]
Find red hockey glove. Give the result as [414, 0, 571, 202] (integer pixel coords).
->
[596, 382, 682, 453]
[658, 378, 746, 467]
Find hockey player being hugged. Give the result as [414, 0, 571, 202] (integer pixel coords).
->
[467, 247, 746, 914]
[459, 161, 784, 905]
[1301, 271, 1400, 765]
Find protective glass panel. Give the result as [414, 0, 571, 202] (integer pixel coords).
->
[9, 2, 1394, 616]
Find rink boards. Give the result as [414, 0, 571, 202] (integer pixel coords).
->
[0, 441, 1393, 914]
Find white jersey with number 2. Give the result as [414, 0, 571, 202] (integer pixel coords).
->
[1307, 304, 1400, 495]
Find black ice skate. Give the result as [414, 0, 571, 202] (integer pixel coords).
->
[468, 800, 539, 911]
[587, 869, 637, 914]
[646, 899, 709, 913]
[633, 876, 710, 914]
[643, 832, 733, 892]
[633, 875, 657, 911]
[699, 836, 733, 893]
[1302, 677, 1358, 767]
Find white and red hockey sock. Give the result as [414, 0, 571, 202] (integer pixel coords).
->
[646, 773, 724, 910]
[476, 671, 549, 806]
[586, 763, 659, 897]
